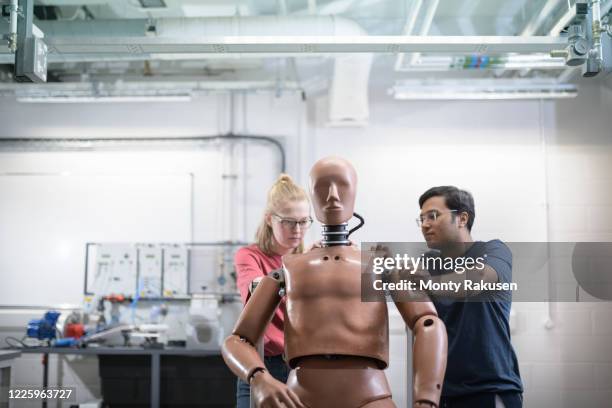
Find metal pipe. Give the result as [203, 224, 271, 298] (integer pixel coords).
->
[592, 0, 604, 64]
[0, 135, 286, 173]
[548, 4, 577, 35]
[420, 0, 439, 35]
[8, 0, 18, 52]
[308, 0, 316, 14]
[0, 15, 568, 56]
[408, 0, 439, 66]
[404, 0, 424, 35]
[42, 353, 49, 408]
[277, 0, 288, 15]
[394, 0, 423, 71]
[521, 0, 566, 36]
[538, 99, 556, 331]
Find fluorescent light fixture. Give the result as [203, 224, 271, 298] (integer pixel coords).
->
[5, 81, 304, 103]
[16, 95, 191, 103]
[390, 79, 578, 100]
[391, 90, 577, 100]
[396, 53, 567, 72]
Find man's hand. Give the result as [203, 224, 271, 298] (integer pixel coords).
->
[370, 244, 389, 256]
[410, 265, 431, 280]
[250, 370, 305, 408]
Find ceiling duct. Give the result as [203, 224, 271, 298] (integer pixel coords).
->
[1, 16, 372, 124]
[24, 15, 372, 51]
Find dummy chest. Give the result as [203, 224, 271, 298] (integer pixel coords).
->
[282, 247, 362, 299]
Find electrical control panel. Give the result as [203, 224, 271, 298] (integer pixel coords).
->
[86, 242, 238, 298]
[138, 245, 162, 298]
[163, 245, 188, 297]
[91, 244, 137, 297]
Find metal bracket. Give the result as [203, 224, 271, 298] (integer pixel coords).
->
[1, 4, 22, 17]
[15, 0, 47, 82]
[548, 0, 609, 76]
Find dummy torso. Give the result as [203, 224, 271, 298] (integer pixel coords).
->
[282, 245, 389, 368]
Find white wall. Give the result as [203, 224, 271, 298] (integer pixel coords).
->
[1, 77, 611, 407]
[515, 79, 612, 407]
[0, 94, 290, 405]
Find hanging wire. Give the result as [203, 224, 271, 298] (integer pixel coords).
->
[348, 212, 365, 237]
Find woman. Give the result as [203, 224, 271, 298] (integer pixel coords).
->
[234, 174, 313, 408]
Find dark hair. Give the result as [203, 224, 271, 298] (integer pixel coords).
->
[418, 186, 475, 231]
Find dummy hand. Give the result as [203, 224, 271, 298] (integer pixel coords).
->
[250, 370, 305, 408]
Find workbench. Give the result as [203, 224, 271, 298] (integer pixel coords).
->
[19, 347, 233, 408]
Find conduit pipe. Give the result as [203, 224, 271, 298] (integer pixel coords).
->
[407, 0, 439, 66]
[394, 0, 423, 71]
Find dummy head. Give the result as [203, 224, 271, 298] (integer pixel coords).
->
[309, 157, 357, 225]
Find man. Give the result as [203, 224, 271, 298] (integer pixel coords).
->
[416, 186, 523, 408]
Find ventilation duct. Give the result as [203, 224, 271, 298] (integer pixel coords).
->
[22, 16, 372, 124]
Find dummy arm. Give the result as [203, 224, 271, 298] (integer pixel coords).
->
[222, 275, 282, 382]
[395, 300, 447, 408]
[222, 272, 305, 408]
[367, 247, 446, 406]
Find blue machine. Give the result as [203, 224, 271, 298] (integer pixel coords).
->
[27, 311, 60, 340]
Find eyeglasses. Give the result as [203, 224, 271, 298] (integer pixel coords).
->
[272, 214, 313, 230]
[416, 210, 458, 227]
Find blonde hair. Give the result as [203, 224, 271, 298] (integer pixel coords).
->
[255, 174, 310, 256]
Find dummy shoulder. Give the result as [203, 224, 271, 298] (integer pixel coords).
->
[267, 267, 285, 284]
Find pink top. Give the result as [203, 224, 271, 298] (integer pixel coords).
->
[235, 244, 286, 357]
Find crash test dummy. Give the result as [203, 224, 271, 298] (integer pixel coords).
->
[222, 156, 447, 408]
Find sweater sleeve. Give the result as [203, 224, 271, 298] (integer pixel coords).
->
[235, 247, 265, 304]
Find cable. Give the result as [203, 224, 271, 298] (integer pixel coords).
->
[4, 335, 36, 349]
[348, 212, 365, 238]
[5, 336, 26, 348]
